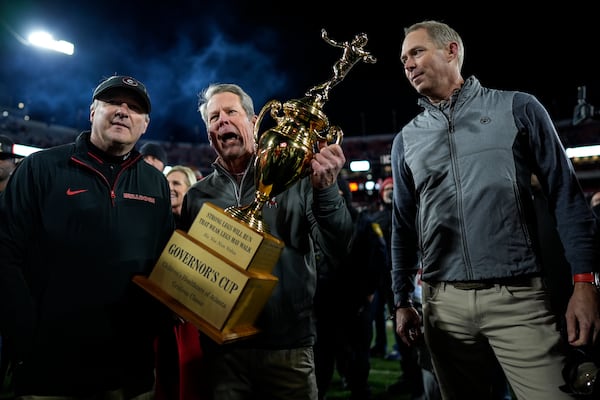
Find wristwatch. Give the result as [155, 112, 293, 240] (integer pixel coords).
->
[573, 272, 600, 290]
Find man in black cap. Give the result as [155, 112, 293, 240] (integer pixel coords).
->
[0, 135, 21, 192]
[140, 142, 168, 172]
[0, 75, 174, 399]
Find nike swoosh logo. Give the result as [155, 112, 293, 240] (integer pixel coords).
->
[66, 188, 88, 196]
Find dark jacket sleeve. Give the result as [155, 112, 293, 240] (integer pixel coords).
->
[390, 131, 420, 307]
[310, 182, 354, 264]
[0, 157, 38, 364]
[514, 92, 599, 275]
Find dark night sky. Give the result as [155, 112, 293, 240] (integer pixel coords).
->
[1, 1, 599, 145]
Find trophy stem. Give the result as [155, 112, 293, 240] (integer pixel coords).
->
[225, 197, 269, 234]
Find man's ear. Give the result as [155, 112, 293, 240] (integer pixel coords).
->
[89, 100, 98, 123]
[141, 116, 150, 134]
[447, 42, 459, 62]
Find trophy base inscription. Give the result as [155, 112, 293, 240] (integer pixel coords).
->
[134, 203, 283, 344]
[188, 202, 284, 272]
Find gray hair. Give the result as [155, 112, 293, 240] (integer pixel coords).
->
[197, 83, 255, 127]
[404, 20, 464, 70]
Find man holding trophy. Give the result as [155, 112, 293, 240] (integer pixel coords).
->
[178, 82, 353, 399]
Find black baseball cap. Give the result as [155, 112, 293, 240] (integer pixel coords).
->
[140, 142, 167, 165]
[0, 135, 20, 159]
[93, 75, 151, 113]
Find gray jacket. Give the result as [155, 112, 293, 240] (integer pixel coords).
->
[391, 76, 598, 306]
[180, 155, 353, 348]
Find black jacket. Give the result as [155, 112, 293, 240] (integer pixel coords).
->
[0, 132, 175, 396]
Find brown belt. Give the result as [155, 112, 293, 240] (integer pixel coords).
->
[450, 276, 539, 290]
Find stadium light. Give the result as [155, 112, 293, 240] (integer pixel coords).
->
[13, 143, 42, 157]
[565, 145, 600, 159]
[349, 160, 370, 172]
[1, 20, 74, 55]
[27, 31, 74, 55]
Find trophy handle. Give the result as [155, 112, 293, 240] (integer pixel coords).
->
[313, 125, 343, 155]
[254, 99, 282, 143]
[326, 125, 343, 145]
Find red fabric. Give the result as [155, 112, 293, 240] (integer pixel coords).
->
[155, 321, 205, 400]
[175, 321, 204, 399]
[379, 177, 393, 200]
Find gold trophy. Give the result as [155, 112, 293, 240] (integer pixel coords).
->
[225, 29, 377, 234]
[134, 29, 376, 344]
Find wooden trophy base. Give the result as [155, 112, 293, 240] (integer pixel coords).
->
[134, 203, 283, 344]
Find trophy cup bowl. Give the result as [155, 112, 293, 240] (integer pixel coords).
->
[225, 98, 342, 234]
[225, 29, 376, 234]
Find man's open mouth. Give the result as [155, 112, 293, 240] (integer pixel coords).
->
[219, 132, 239, 142]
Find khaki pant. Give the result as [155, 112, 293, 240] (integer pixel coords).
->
[422, 277, 572, 400]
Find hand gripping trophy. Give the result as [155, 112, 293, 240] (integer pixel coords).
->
[225, 29, 377, 233]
